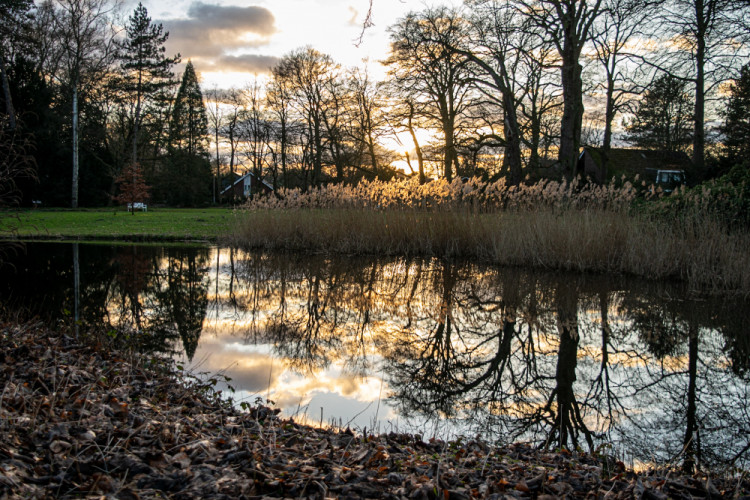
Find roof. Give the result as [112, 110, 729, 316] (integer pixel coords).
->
[220, 171, 274, 195]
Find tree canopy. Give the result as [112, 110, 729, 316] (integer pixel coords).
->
[625, 74, 693, 154]
[721, 63, 750, 162]
[170, 61, 208, 156]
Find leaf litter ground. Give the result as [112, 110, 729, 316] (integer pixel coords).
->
[1, 322, 748, 499]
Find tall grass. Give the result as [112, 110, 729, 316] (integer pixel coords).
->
[229, 177, 750, 295]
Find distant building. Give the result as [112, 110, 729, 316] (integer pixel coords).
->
[221, 172, 273, 199]
[579, 147, 693, 184]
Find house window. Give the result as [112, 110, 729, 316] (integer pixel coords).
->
[244, 178, 252, 196]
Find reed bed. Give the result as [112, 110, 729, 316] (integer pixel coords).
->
[230, 177, 750, 296]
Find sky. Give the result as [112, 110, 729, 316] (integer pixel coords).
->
[127, 0, 461, 88]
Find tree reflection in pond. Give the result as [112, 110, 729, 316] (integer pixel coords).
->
[0, 243, 211, 358]
[233, 255, 749, 470]
[1, 243, 748, 471]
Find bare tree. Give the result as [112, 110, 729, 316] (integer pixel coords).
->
[320, 69, 352, 182]
[645, 0, 750, 173]
[274, 47, 338, 188]
[586, 0, 657, 175]
[223, 87, 244, 202]
[460, 0, 543, 185]
[240, 77, 272, 190]
[267, 67, 293, 188]
[54, 0, 118, 208]
[517, 44, 562, 169]
[386, 7, 476, 182]
[349, 65, 388, 178]
[513, 0, 605, 179]
[0, 125, 36, 209]
[1, 2, 31, 132]
[205, 85, 225, 203]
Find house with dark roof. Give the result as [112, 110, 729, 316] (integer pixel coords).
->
[221, 171, 274, 199]
[578, 147, 693, 184]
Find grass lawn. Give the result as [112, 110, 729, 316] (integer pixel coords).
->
[0, 207, 236, 241]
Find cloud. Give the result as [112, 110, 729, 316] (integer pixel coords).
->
[185, 2, 276, 35]
[217, 54, 280, 73]
[159, 2, 278, 73]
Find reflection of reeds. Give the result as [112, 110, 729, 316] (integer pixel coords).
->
[230, 178, 750, 295]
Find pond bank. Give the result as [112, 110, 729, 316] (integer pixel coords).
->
[1, 321, 747, 499]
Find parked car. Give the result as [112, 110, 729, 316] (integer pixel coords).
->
[646, 168, 686, 194]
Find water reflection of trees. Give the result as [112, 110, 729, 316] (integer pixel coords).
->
[0, 243, 211, 359]
[3, 244, 748, 470]
[106, 246, 210, 359]
[225, 253, 750, 470]
[617, 292, 750, 471]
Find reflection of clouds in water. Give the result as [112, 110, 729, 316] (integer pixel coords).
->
[174, 247, 750, 468]
[292, 391, 401, 431]
[182, 341, 278, 393]
[182, 327, 391, 425]
[268, 368, 385, 414]
[273, 372, 382, 405]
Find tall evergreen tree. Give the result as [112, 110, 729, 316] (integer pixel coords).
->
[625, 74, 693, 153]
[158, 61, 211, 206]
[721, 63, 750, 163]
[116, 2, 179, 166]
[170, 61, 207, 155]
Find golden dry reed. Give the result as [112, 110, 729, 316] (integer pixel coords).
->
[229, 177, 750, 296]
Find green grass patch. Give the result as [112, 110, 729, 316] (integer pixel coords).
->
[0, 208, 236, 241]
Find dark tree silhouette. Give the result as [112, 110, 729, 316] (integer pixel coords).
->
[721, 63, 750, 163]
[116, 2, 179, 166]
[386, 7, 475, 182]
[170, 61, 208, 156]
[625, 73, 693, 153]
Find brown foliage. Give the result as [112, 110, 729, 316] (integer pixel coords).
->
[114, 163, 150, 209]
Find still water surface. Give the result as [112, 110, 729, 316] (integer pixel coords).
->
[1, 242, 748, 470]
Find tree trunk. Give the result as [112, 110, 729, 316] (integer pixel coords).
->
[214, 122, 220, 204]
[313, 117, 323, 186]
[0, 51, 16, 131]
[367, 130, 378, 176]
[444, 119, 455, 182]
[559, 54, 584, 179]
[228, 124, 237, 203]
[503, 92, 523, 186]
[407, 103, 425, 184]
[528, 95, 541, 169]
[280, 120, 287, 189]
[693, 21, 706, 173]
[72, 85, 80, 208]
[601, 67, 616, 182]
[132, 71, 143, 166]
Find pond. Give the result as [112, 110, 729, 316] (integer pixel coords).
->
[1, 242, 749, 471]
